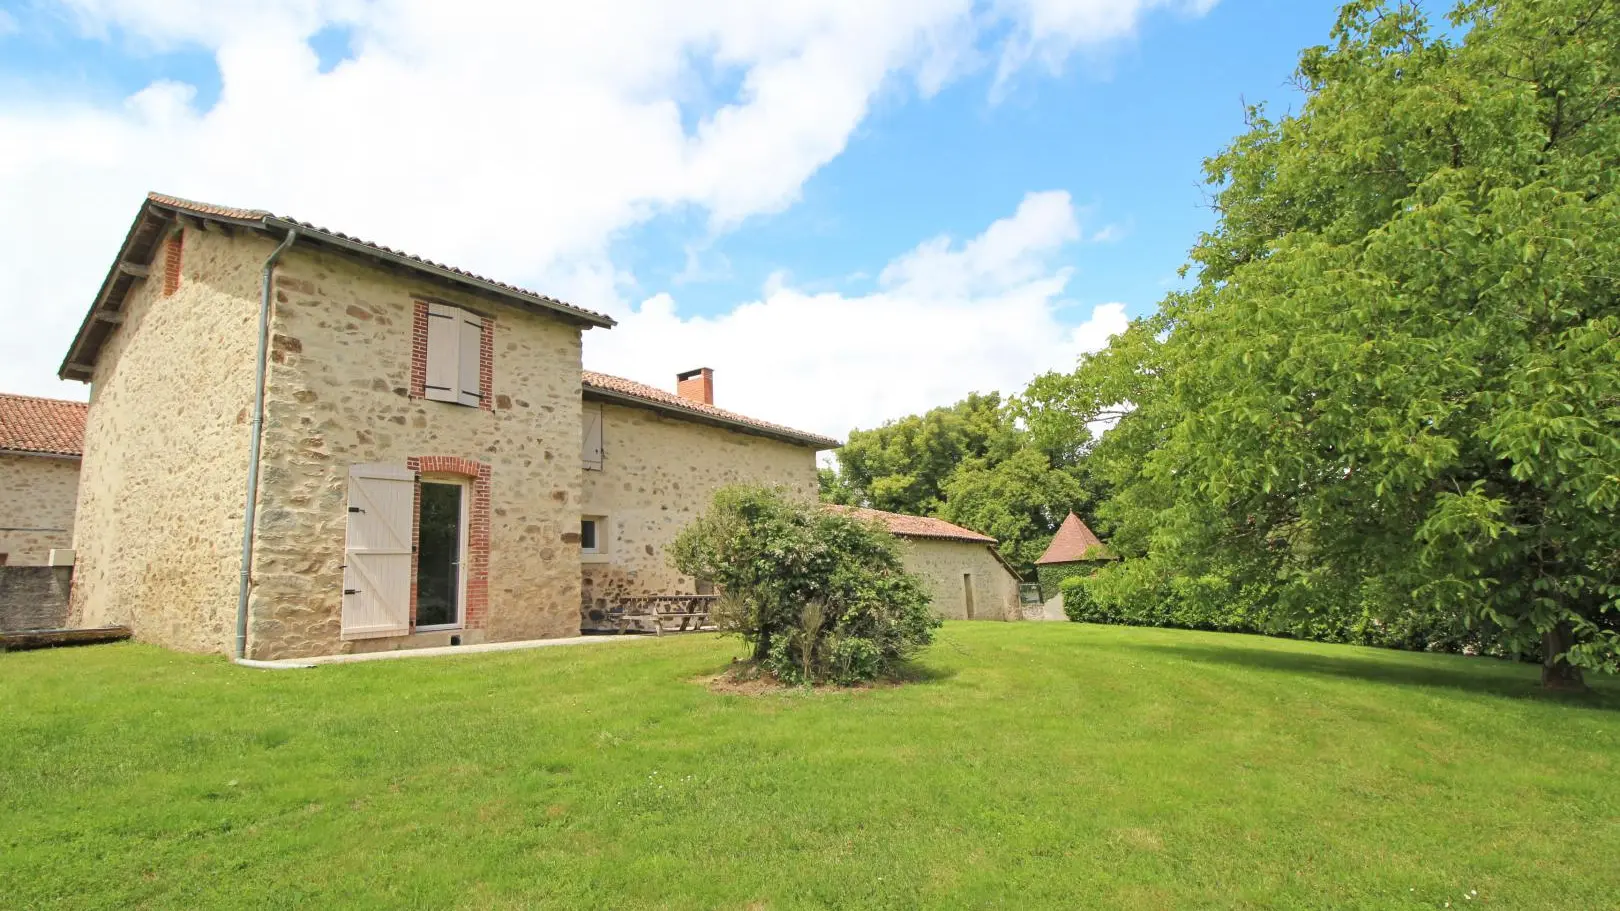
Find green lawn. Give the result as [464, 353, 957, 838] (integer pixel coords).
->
[2, 624, 1617, 910]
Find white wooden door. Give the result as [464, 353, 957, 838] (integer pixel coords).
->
[342, 463, 415, 639]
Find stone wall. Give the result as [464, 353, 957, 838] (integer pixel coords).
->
[245, 242, 587, 659]
[70, 226, 267, 651]
[0, 566, 73, 631]
[579, 401, 820, 614]
[0, 453, 80, 565]
[898, 537, 1021, 621]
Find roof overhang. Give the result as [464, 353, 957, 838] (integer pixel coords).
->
[891, 530, 996, 545]
[60, 195, 616, 382]
[582, 385, 840, 450]
[0, 447, 81, 460]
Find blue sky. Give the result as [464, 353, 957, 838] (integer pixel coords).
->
[617, 0, 1341, 322]
[0, 0, 1345, 436]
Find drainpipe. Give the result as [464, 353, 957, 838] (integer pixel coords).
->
[234, 227, 299, 661]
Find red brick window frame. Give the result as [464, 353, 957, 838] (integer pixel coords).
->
[410, 299, 494, 410]
[406, 456, 491, 631]
[162, 230, 183, 296]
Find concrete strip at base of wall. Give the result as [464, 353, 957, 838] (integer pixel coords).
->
[241, 630, 662, 669]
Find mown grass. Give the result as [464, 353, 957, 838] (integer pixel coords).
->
[2, 623, 1617, 910]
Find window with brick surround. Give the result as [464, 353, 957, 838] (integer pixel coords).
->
[162, 230, 183, 296]
[414, 300, 493, 408]
[582, 402, 604, 469]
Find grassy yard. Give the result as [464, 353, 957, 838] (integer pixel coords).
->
[2, 624, 1617, 910]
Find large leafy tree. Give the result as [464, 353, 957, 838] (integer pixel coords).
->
[1027, 0, 1620, 689]
[939, 447, 1090, 569]
[826, 393, 1020, 515]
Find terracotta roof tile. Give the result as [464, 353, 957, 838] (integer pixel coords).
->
[144, 192, 269, 221]
[582, 370, 838, 449]
[145, 193, 616, 327]
[1035, 512, 1109, 564]
[825, 505, 996, 544]
[0, 393, 87, 457]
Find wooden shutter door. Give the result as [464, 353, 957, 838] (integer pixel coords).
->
[582, 403, 604, 470]
[424, 303, 461, 403]
[342, 463, 415, 639]
[457, 312, 483, 407]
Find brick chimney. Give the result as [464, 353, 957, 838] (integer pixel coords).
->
[676, 367, 714, 405]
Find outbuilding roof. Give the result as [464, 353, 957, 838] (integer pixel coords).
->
[826, 506, 996, 544]
[1035, 512, 1109, 564]
[61, 192, 615, 381]
[0, 393, 88, 457]
[582, 370, 839, 450]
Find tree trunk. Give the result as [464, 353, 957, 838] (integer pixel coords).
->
[1541, 623, 1586, 692]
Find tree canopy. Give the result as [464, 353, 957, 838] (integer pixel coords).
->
[823, 392, 1101, 573]
[1025, 0, 1620, 689]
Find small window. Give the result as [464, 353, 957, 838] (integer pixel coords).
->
[581, 516, 606, 555]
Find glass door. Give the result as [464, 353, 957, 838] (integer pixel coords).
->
[415, 481, 465, 629]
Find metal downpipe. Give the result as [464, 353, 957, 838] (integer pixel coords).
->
[234, 228, 299, 661]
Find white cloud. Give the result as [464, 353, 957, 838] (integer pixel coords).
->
[0, 10, 19, 36]
[1, 0, 1205, 403]
[991, 0, 1219, 88]
[587, 191, 1129, 439]
[1089, 222, 1125, 243]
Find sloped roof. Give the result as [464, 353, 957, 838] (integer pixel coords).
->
[0, 393, 88, 457]
[582, 370, 839, 450]
[826, 505, 996, 544]
[62, 192, 615, 381]
[1035, 512, 1109, 564]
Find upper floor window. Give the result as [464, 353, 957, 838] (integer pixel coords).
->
[422, 302, 488, 407]
[582, 402, 604, 470]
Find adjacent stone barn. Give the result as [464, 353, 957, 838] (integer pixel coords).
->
[0, 393, 87, 566]
[59, 192, 833, 660]
[830, 506, 1023, 621]
[579, 370, 826, 622]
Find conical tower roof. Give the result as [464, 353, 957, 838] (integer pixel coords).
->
[1035, 512, 1108, 564]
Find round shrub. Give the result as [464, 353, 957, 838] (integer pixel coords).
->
[671, 485, 941, 685]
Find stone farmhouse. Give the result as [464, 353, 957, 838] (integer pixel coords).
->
[57, 193, 836, 660]
[827, 506, 1023, 621]
[0, 393, 87, 566]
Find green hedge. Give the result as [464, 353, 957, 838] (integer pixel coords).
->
[1057, 570, 1519, 657]
[1036, 562, 1095, 602]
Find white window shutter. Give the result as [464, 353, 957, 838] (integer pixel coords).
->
[457, 313, 483, 407]
[424, 302, 460, 403]
[582, 403, 604, 470]
[342, 463, 415, 639]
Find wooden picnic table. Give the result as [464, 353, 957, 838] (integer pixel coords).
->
[603, 595, 718, 636]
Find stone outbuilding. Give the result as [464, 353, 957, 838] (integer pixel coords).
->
[829, 506, 1023, 621]
[58, 192, 835, 660]
[0, 393, 87, 566]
